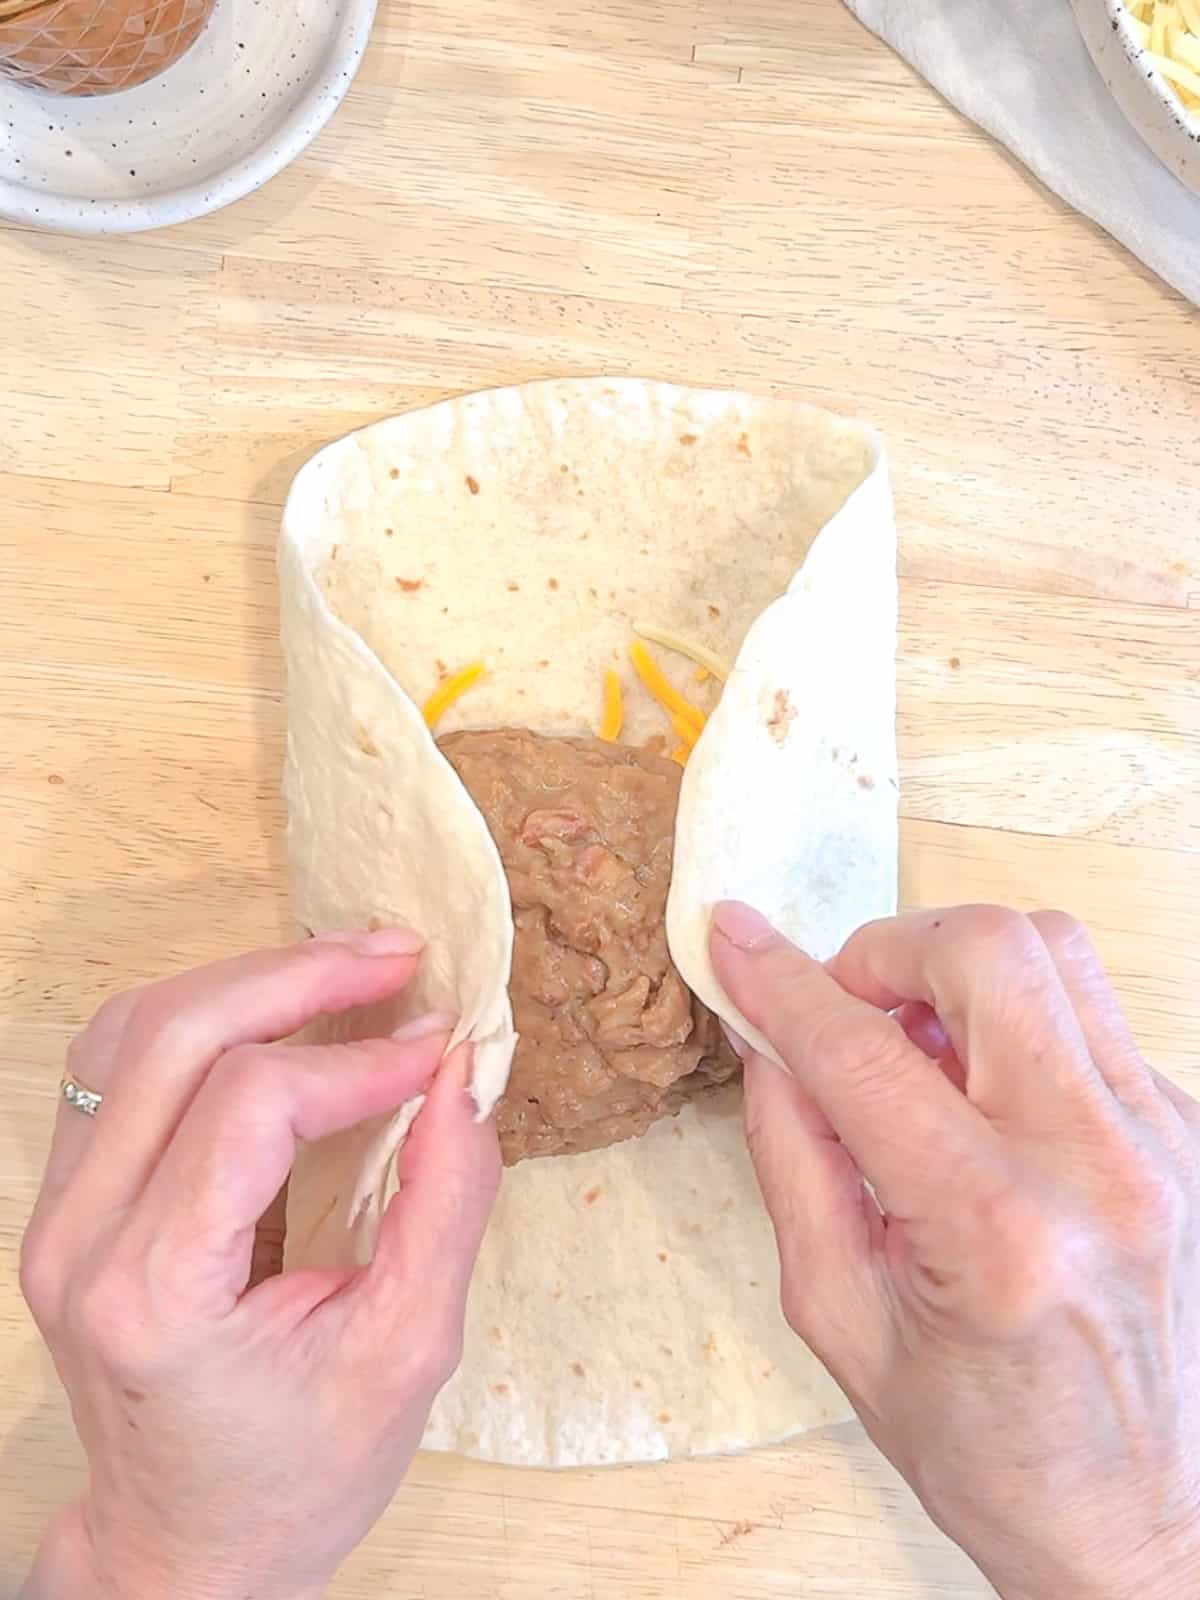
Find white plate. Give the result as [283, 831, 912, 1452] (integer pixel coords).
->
[1071, 0, 1200, 198]
[0, 0, 378, 234]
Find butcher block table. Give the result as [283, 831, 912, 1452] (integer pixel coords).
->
[2, 1, 1199, 1595]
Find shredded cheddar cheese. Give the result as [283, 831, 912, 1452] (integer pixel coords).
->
[423, 662, 485, 729]
[630, 642, 707, 739]
[633, 622, 730, 683]
[599, 669, 624, 742]
[671, 712, 700, 750]
[670, 744, 689, 767]
[1123, 0, 1200, 111]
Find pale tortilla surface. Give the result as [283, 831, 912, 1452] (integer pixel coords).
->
[282, 378, 897, 1466]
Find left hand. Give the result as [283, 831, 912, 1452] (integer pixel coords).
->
[19, 928, 500, 1600]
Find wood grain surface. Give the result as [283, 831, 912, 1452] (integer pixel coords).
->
[2, 0, 1199, 1595]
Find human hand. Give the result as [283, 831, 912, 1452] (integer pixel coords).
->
[712, 902, 1200, 1600]
[19, 929, 500, 1600]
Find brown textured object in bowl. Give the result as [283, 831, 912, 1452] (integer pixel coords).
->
[0, 0, 215, 95]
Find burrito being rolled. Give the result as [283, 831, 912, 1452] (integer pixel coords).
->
[282, 377, 898, 1467]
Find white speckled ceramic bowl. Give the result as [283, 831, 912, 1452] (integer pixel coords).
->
[0, 0, 378, 234]
[1071, 0, 1200, 196]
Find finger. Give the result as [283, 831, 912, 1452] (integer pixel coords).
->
[121, 1025, 452, 1318]
[348, 1043, 501, 1370]
[743, 1049, 880, 1306]
[1029, 911, 1198, 1128]
[892, 1001, 967, 1094]
[36, 989, 141, 1213]
[61, 930, 425, 1222]
[829, 906, 1115, 1134]
[711, 903, 1001, 1222]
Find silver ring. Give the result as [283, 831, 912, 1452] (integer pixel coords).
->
[61, 1074, 103, 1117]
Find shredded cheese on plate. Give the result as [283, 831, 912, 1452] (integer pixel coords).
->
[1124, 0, 1200, 110]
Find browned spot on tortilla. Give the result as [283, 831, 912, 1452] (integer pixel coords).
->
[632, 1378, 644, 1390]
[679, 432, 698, 446]
[584, 1185, 603, 1206]
[857, 773, 875, 790]
[538, 659, 549, 668]
[720, 1520, 755, 1547]
[354, 725, 381, 757]
[588, 586, 598, 599]
[367, 915, 385, 931]
[643, 733, 667, 756]
[761, 1365, 773, 1379]
[465, 475, 480, 495]
[560, 464, 570, 474]
[488, 1326, 503, 1345]
[441, 606, 449, 615]
[435, 660, 448, 678]
[672, 1123, 684, 1138]
[571, 1361, 586, 1378]
[659, 1345, 673, 1358]
[657, 1411, 672, 1424]
[378, 804, 393, 820]
[703, 1332, 718, 1358]
[581, 531, 590, 540]
[507, 581, 519, 592]
[736, 433, 751, 457]
[463, 1431, 480, 1450]
[330, 543, 339, 560]
[389, 467, 400, 480]
[395, 577, 422, 592]
[657, 1250, 669, 1263]
[949, 655, 961, 670]
[767, 688, 796, 745]
[492, 1382, 510, 1397]
[47, 773, 64, 786]
[708, 603, 720, 619]
[552, 1288, 563, 1301]
[384, 528, 394, 537]
[684, 1221, 704, 1236]
[749, 1279, 759, 1288]
[548, 577, 559, 591]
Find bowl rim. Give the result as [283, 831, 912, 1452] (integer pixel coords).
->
[0, 0, 379, 236]
[1099, 0, 1200, 134]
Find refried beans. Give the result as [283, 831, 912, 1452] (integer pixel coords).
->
[439, 728, 741, 1164]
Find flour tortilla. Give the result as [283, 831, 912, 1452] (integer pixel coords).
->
[281, 378, 897, 1467]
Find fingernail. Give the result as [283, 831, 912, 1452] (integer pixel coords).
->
[391, 1010, 457, 1042]
[721, 1022, 751, 1060]
[313, 927, 425, 957]
[712, 901, 777, 952]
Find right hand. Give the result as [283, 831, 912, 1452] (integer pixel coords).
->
[711, 901, 1200, 1600]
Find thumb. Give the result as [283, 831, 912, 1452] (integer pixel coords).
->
[740, 1045, 883, 1355]
[343, 1043, 501, 1387]
[710, 902, 994, 1224]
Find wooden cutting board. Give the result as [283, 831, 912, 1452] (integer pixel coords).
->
[1, 1, 1198, 1596]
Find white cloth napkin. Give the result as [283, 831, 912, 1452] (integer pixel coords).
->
[845, 0, 1200, 307]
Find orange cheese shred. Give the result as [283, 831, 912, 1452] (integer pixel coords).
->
[599, 668, 623, 742]
[423, 661, 485, 729]
[630, 642, 707, 739]
[671, 712, 700, 749]
[670, 744, 689, 767]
